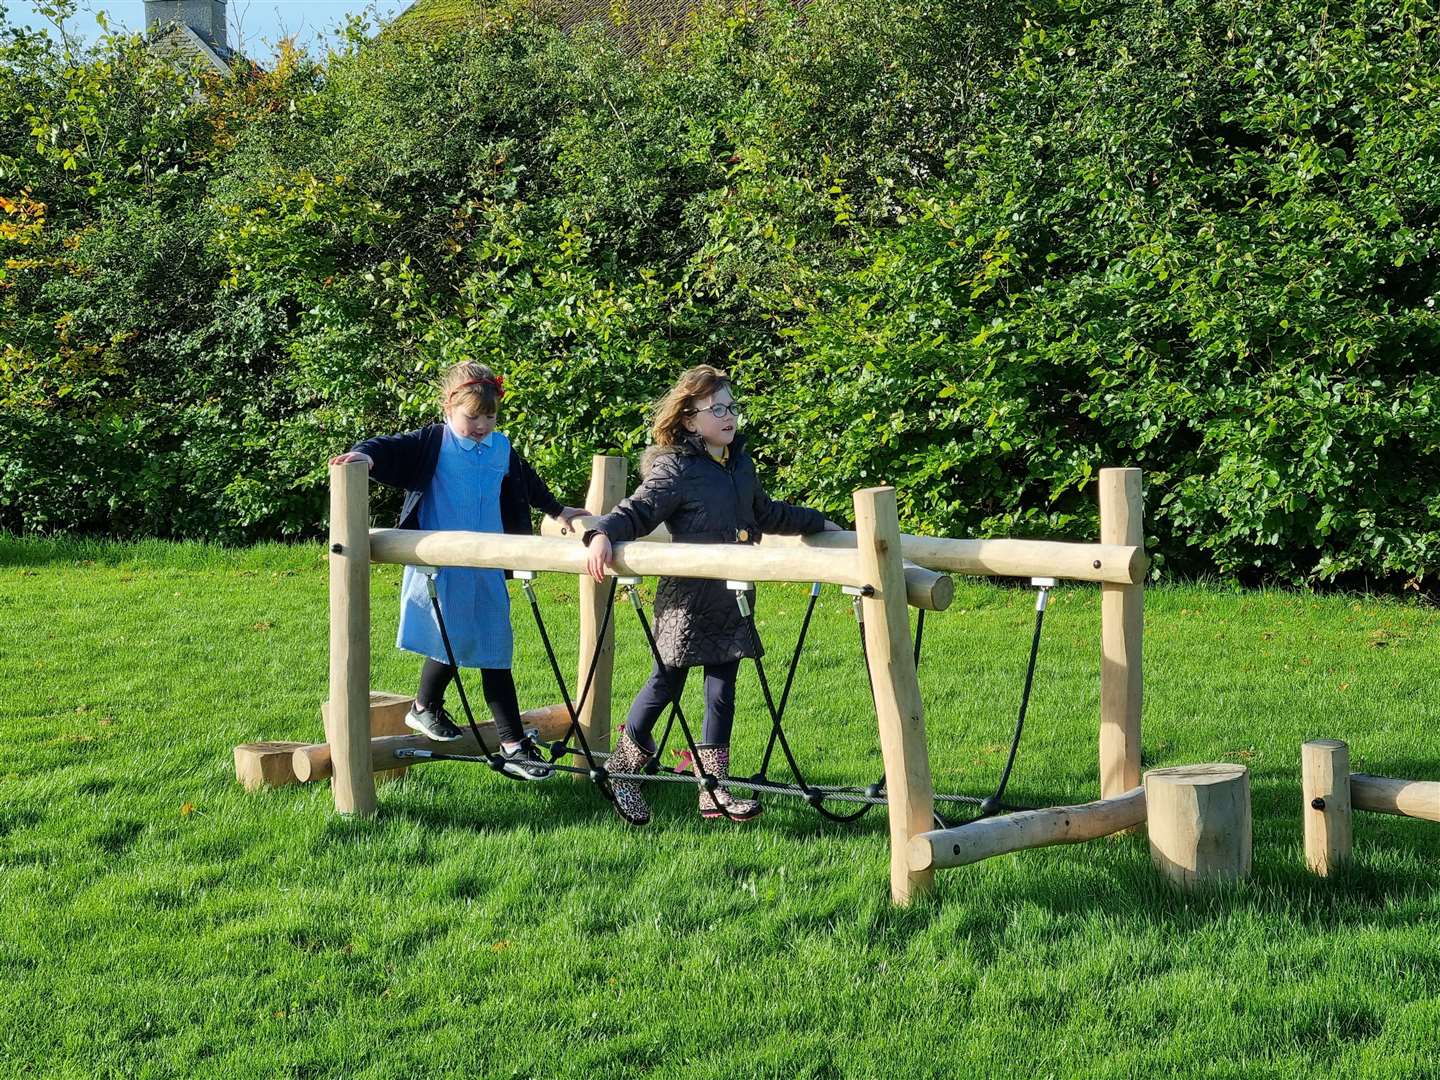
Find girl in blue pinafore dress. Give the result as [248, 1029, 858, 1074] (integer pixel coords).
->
[397, 424, 514, 670]
[331, 362, 586, 781]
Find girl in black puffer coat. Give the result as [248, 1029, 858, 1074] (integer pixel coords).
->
[583, 365, 839, 825]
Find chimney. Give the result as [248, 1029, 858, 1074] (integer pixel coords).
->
[144, 1, 228, 51]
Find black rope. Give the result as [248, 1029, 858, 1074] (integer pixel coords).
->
[397, 743, 991, 808]
[624, 584, 747, 822]
[425, 570, 635, 816]
[739, 588, 878, 824]
[424, 573, 509, 776]
[517, 575, 658, 825]
[852, 596, 920, 827]
[754, 582, 823, 781]
[521, 574, 615, 775]
[913, 606, 926, 670]
[969, 587, 1048, 821]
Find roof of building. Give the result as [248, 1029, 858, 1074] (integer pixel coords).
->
[147, 21, 236, 76]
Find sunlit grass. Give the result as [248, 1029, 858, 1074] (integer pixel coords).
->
[1, 535, 1436, 1077]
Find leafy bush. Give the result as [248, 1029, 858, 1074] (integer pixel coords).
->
[2, 0, 1436, 587]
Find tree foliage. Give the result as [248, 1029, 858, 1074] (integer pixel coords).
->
[2, 0, 1436, 586]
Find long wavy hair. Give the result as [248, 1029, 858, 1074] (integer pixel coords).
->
[640, 364, 732, 476]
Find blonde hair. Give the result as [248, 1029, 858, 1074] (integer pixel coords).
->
[439, 361, 502, 417]
[640, 364, 732, 475]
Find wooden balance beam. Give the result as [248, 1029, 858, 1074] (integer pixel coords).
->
[908, 787, 1147, 871]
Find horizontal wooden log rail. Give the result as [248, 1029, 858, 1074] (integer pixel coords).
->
[773, 531, 1146, 586]
[538, 516, 952, 609]
[1351, 773, 1440, 822]
[542, 515, 1143, 585]
[370, 528, 873, 590]
[907, 787, 1147, 871]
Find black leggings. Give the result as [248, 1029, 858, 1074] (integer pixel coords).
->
[624, 659, 741, 750]
[417, 658, 525, 744]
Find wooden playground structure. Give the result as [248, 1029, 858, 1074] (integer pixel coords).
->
[310, 456, 1199, 905]
[228, 456, 1436, 902]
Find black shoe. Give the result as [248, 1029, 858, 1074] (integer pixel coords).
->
[499, 740, 555, 782]
[404, 703, 463, 742]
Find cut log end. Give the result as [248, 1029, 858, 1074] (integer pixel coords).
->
[234, 741, 307, 791]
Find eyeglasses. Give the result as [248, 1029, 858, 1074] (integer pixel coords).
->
[684, 403, 742, 420]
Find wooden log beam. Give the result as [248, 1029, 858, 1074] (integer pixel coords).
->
[541, 514, 952, 610]
[539, 514, 669, 543]
[1351, 773, 1440, 823]
[908, 787, 1147, 872]
[544, 513, 1144, 585]
[767, 531, 1145, 586]
[370, 528, 868, 589]
[292, 703, 574, 782]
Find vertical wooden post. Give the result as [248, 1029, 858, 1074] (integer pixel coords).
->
[1099, 468, 1144, 800]
[327, 461, 375, 817]
[1302, 739, 1353, 876]
[325, 460, 371, 817]
[573, 454, 627, 783]
[853, 486, 934, 905]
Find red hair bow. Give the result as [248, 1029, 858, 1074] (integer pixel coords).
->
[456, 374, 504, 398]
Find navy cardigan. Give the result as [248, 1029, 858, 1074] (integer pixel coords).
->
[353, 424, 564, 534]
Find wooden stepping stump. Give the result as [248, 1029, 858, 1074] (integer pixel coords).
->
[1145, 763, 1252, 889]
[234, 741, 307, 791]
[234, 692, 414, 792]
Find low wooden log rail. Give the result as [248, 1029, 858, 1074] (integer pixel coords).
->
[909, 787, 1147, 871]
[1302, 738, 1440, 876]
[293, 703, 573, 783]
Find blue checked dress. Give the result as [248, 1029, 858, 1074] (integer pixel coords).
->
[396, 426, 514, 669]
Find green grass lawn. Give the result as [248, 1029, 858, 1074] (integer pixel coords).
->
[1, 535, 1436, 1078]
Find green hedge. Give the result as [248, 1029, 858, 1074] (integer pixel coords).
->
[2, 0, 1437, 586]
